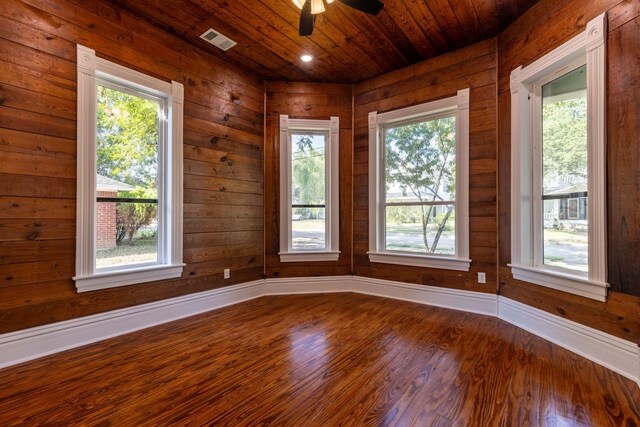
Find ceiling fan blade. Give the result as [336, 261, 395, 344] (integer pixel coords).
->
[299, 0, 315, 36]
[337, 0, 384, 15]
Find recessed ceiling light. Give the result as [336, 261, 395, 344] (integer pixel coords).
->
[301, 54, 313, 62]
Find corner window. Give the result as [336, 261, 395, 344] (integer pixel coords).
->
[279, 116, 340, 262]
[74, 45, 184, 292]
[368, 89, 471, 271]
[509, 14, 607, 301]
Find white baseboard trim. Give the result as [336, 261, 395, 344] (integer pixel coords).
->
[498, 296, 640, 386]
[351, 276, 498, 316]
[1, 275, 637, 388]
[0, 280, 265, 369]
[265, 275, 354, 295]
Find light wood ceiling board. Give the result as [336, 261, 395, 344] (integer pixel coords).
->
[381, 0, 438, 58]
[116, 0, 304, 81]
[251, 0, 381, 79]
[400, 0, 453, 54]
[212, 0, 365, 81]
[449, 0, 485, 42]
[190, 0, 352, 81]
[423, 0, 469, 49]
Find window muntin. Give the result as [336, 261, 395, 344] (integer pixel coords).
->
[290, 131, 327, 251]
[537, 64, 588, 274]
[382, 114, 457, 255]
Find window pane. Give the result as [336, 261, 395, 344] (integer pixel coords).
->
[385, 205, 455, 255]
[291, 132, 327, 251]
[384, 116, 456, 204]
[291, 132, 326, 206]
[541, 65, 588, 272]
[292, 207, 326, 250]
[96, 84, 160, 268]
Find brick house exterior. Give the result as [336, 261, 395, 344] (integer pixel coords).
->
[96, 175, 134, 250]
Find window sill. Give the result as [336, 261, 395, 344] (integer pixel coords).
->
[509, 264, 608, 302]
[368, 252, 471, 271]
[73, 264, 185, 293]
[279, 251, 340, 263]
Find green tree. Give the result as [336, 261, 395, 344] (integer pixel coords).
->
[97, 85, 159, 187]
[116, 187, 157, 246]
[542, 98, 587, 189]
[97, 85, 159, 247]
[291, 134, 325, 218]
[385, 117, 456, 253]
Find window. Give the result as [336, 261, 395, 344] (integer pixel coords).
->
[368, 89, 470, 271]
[74, 45, 184, 292]
[509, 14, 607, 301]
[279, 116, 340, 262]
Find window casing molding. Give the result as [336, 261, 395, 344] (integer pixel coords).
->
[509, 14, 608, 301]
[74, 45, 184, 292]
[279, 116, 340, 262]
[368, 89, 471, 271]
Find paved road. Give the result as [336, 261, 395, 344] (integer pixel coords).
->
[293, 227, 587, 270]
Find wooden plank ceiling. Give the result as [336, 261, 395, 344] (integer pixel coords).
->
[116, 0, 539, 83]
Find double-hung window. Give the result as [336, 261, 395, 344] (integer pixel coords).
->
[74, 45, 184, 292]
[279, 116, 340, 262]
[509, 14, 607, 301]
[368, 89, 470, 271]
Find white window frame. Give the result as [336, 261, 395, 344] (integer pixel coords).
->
[74, 45, 184, 292]
[279, 115, 340, 262]
[509, 14, 608, 301]
[368, 89, 471, 271]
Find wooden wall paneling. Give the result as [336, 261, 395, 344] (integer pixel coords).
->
[352, 38, 499, 294]
[0, 0, 264, 334]
[497, 0, 640, 342]
[264, 82, 353, 278]
[606, 6, 640, 295]
[4, 0, 266, 105]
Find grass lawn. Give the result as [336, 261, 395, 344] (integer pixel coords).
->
[543, 228, 587, 245]
[291, 219, 325, 230]
[386, 223, 454, 234]
[96, 238, 157, 268]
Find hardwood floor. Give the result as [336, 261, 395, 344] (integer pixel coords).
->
[0, 293, 638, 426]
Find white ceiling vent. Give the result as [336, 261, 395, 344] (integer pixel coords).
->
[200, 28, 237, 51]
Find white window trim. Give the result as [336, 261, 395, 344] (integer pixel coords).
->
[509, 13, 608, 301]
[368, 89, 471, 271]
[74, 45, 184, 292]
[279, 116, 340, 262]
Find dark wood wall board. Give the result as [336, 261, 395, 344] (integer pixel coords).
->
[497, 0, 640, 341]
[0, 0, 264, 334]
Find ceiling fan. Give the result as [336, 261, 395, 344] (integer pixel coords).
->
[292, 0, 384, 36]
